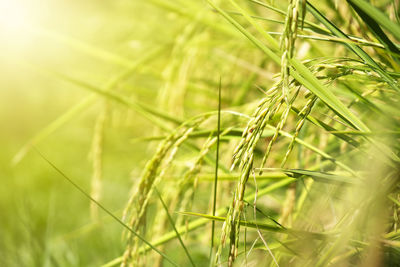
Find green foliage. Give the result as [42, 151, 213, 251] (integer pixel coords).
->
[1, 0, 400, 266]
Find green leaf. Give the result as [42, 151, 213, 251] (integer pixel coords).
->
[306, 2, 400, 92]
[179, 212, 334, 240]
[347, 0, 400, 41]
[347, 0, 400, 62]
[280, 168, 360, 185]
[208, 0, 371, 133]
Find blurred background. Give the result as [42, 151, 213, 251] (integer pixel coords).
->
[0, 1, 167, 265]
[1, 0, 400, 266]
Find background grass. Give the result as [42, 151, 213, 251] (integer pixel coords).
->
[1, 0, 400, 266]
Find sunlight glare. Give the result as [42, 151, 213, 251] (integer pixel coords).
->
[0, 0, 30, 34]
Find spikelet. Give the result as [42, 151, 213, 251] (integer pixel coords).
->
[259, 87, 300, 174]
[281, 94, 317, 167]
[216, 154, 253, 266]
[175, 127, 234, 227]
[90, 107, 107, 221]
[216, 1, 302, 265]
[231, 84, 281, 171]
[216, 84, 283, 266]
[121, 115, 207, 266]
[280, 0, 300, 103]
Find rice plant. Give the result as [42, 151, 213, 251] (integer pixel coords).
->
[1, 0, 400, 266]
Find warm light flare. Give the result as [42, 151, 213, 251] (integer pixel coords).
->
[0, 0, 30, 35]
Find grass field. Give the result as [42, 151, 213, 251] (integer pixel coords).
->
[1, 0, 400, 266]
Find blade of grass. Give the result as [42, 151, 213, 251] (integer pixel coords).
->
[154, 187, 196, 267]
[210, 77, 222, 262]
[33, 148, 179, 267]
[180, 212, 334, 240]
[347, 0, 400, 59]
[328, 130, 400, 136]
[263, 168, 361, 185]
[347, 0, 400, 41]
